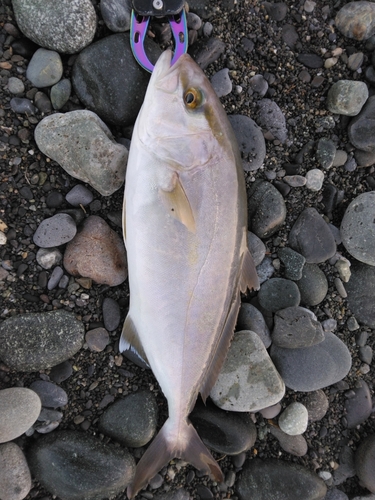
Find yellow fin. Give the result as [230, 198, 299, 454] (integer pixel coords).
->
[119, 314, 149, 366]
[159, 174, 196, 233]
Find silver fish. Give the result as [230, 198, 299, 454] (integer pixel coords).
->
[120, 49, 259, 498]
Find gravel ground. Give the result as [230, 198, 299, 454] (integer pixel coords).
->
[1, 0, 375, 499]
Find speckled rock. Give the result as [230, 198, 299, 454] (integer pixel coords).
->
[210, 330, 285, 412]
[0, 442, 32, 500]
[0, 310, 84, 372]
[26, 48, 63, 88]
[0, 388, 41, 443]
[301, 390, 329, 422]
[326, 80, 369, 116]
[228, 115, 266, 172]
[278, 402, 308, 435]
[12, 0, 96, 53]
[27, 430, 135, 500]
[33, 213, 77, 248]
[335, 1, 375, 41]
[35, 110, 128, 196]
[63, 216, 127, 286]
[257, 98, 288, 143]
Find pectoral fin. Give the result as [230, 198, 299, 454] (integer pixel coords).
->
[159, 174, 196, 233]
[240, 247, 260, 292]
[119, 314, 149, 367]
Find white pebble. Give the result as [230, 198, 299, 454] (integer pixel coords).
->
[0, 231, 7, 245]
[279, 402, 308, 435]
[305, 169, 324, 191]
[335, 257, 351, 282]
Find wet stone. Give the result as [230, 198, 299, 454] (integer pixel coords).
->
[247, 180, 286, 238]
[345, 261, 375, 328]
[272, 306, 324, 349]
[26, 48, 63, 87]
[236, 302, 271, 348]
[278, 247, 306, 280]
[257, 98, 287, 143]
[0, 442, 32, 500]
[85, 328, 110, 352]
[98, 390, 158, 447]
[228, 115, 266, 171]
[30, 380, 68, 409]
[258, 278, 301, 313]
[33, 213, 77, 248]
[344, 379, 372, 428]
[190, 401, 257, 455]
[278, 402, 308, 435]
[27, 430, 135, 500]
[269, 426, 308, 457]
[102, 297, 121, 332]
[327, 80, 369, 116]
[0, 388, 41, 443]
[316, 138, 336, 169]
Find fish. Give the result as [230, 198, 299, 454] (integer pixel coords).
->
[120, 49, 259, 499]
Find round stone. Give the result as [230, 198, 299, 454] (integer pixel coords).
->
[301, 390, 329, 422]
[335, 1, 375, 41]
[36, 247, 63, 269]
[236, 302, 271, 348]
[295, 263, 328, 306]
[0, 388, 41, 443]
[7, 76, 25, 94]
[257, 98, 287, 143]
[33, 213, 77, 248]
[348, 95, 375, 152]
[26, 48, 63, 87]
[50, 78, 71, 109]
[277, 247, 306, 280]
[269, 426, 308, 456]
[210, 68, 232, 97]
[258, 278, 301, 313]
[65, 185, 94, 207]
[101, 0, 132, 32]
[327, 80, 369, 116]
[278, 402, 308, 435]
[344, 379, 372, 428]
[102, 297, 121, 332]
[86, 328, 110, 352]
[355, 434, 375, 493]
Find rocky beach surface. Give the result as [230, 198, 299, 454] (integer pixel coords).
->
[1, 0, 375, 499]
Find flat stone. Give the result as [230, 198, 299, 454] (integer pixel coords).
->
[188, 37, 226, 70]
[247, 180, 286, 238]
[269, 426, 308, 457]
[35, 110, 128, 196]
[33, 213, 76, 248]
[289, 208, 337, 263]
[0, 388, 41, 443]
[228, 115, 266, 171]
[85, 328, 110, 352]
[270, 331, 352, 392]
[0, 310, 84, 371]
[258, 278, 301, 313]
[340, 192, 375, 266]
[27, 430, 135, 500]
[26, 48, 63, 87]
[295, 263, 328, 306]
[335, 1, 375, 41]
[248, 74, 269, 97]
[98, 391, 158, 447]
[153, 489, 190, 500]
[49, 361, 73, 384]
[257, 99, 288, 143]
[272, 306, 324, 348]
[210, 330, 285, 412]
[190, 401, 257, 455]
[65, 185, 94, 207]
[36, 247, 63, 269]
[236, 459, 327, 500]
[345, 261, 375, 328]
[12, 0, 96, 53]
[0, 442, 32, 500]
[348, 95, 375, 152]
[327, 80, 369, 116]
[297, 53, 324, 68]
[63, 215, 127, 287]
[236, 302, 271, 348]
[263, 2, 288, 21]
[282, 24, 299, 49]
[247, 231, 266, 267]
[344, 379, 372, 428]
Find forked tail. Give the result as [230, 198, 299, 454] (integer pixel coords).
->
[127, 417, 223, 498]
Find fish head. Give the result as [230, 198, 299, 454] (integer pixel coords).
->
[136, 50, 231, 171]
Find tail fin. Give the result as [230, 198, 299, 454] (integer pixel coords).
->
[127, 418, 223, 499]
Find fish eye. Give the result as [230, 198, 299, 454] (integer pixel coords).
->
[184, 88, 203, 109]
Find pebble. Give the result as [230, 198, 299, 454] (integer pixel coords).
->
[86, 328, 110, 352]
[297, 53, 324, 68]
[283, 175, 306, 187]
[271, 331, 352, 392]
[72, 34, 161, 126]
[258, 278, 301, 313]
[26, 48, 63, 87]
[359, 345, 373, 364]
[228, 115, 266, 171]
[247, 180, 287, 238]
[345, 261, 375, 328]
[282, 24, 299, 49]
[33, 213, 77, 248]
[278, 247, 306, 280]
[278, 402, 308, 435]
[63, 215, 127, 286]
[0, 310, 84, 371]
[50, 78, 72, 110]
[30, 380, 68, 409]
[340, 192, 375, 266]
[295, 263, 328, 306]
[12, 0, 96, 53]
[0, 388, 41, 443]
[98, 390, 158, 447]
[10, 97, 37, 115]
[49, 361, 73, 383]
[257, 98, 288, 143]
[333, 150, 348, 167]
[36, 247, 63, 269]
[47, 265, 64, 290]
[301, 390, 329, 422]
[154, 490, 190, 500]
[27, 430, 135, 500]
[210, 68, 232, 97]
[35, 110, 128, 196]
[190, 401, 257, 455]
[269, 426, 308, 457]
[272, 306, 324, 349]
[0, 442, 32, 500]
[289, 207, 336, 263]
[236, 459, 327, 500]
[316, 138, 336, 169]
[260, 402, 282, 419]
[335, 257, 351, 283]
[65, 185, 94, 207]
[335, 1, 375, 41]
[7, 76, 25, 94]
[326, 80, 369, 116]
[188, 37, 226, 70]
[263, 2, 288, 21]
[100, 0, 132, 32]
[248, 74, 269, 97]
[247, 231, 266, 267]
[355, 434, 375, 493]
[344, 379, 372, 428]
[354, 148, 375, 166]
[102, 297, 121, 332]
[348, 95, 375, 152]
[210, 330, 285, 412]
[236, 302, 271, 348]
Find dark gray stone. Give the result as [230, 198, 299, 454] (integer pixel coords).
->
[101, 0, 132, 32]
[345, 261, 375, 328]
[278, 247, 306, 280]
[270, 331, 352, 392]
[10, 97, 37, 114]
[188, 37, 226, 70]
[257, 98, 287, 143]
[50, 78, 71, 110]
[282, 24, 299, 49]
[269, 426, 308, 457]
[355, 434, 375, 493]
[344, 379, 372, 428]
[272, 306, 324, 348]
[258, 278, 301, 313]
[33, 213, 77, 248]
[263, 2, 288, 21]
[295, 263, 328, 306]
[210, 68, 232, 97]
[66, 185, 94, 207]
[236, 459, 327, 500]
[316, 138, 336, 169]
[102, 297, 121, 332]
[324, 489, 349, 500]
[288, 208, 336, 263]
[72, 34, 161, 126]
[236, 302, 271, 348]
[190, 401, 257, 455]
[247, 181, 286, 238]
[228, 115, 266, 172]
[27, 431, 135, 500]
[0, 310, 84, 371]
[49, 361, 73, 384]
[30, 381, 68, 409]
[248, 74, 268, 97]
[153, 489, 190, 500]
[348, 95, 375, 152]
[98, 391, 158, 447]
[247, 231, 266, 267]
[297, 53, 324, 68]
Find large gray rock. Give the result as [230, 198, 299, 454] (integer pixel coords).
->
[326, 80, 368, 116]
[228, 115, 266, 171]
[12, 0, 96, 53]
[348, 96, 375, 152]
[28, 431, 135, 500]
[355, 434, 375, 493]
[210, 330, 285, 412]
[335, 1, 375, 41]
[0, 388, 41, 443]
[341, 192, 375, 266]
[35, 110, 128, 196]
[272, 306, 324, 349]
[0, 310, 84, 372]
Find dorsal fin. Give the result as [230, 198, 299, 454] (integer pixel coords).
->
[119, 314, 149, 367]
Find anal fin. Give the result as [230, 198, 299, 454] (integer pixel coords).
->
[119, 314, 149, 367]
